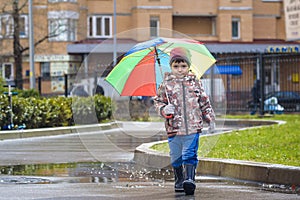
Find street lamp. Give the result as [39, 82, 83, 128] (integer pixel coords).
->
[29, 0, 35, 89]
[113, 0, 117, 65]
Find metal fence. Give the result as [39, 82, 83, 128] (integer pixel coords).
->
[206, 53, 300, 114]
[16, 53, 300, 115]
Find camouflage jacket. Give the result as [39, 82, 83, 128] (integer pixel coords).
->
[154, 72, 215, 137]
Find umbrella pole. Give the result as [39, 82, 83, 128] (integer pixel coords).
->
[154, 47, 171, 104]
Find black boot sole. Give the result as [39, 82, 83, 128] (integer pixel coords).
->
[183, 181, 195, 195]
[175, 188, 184, 193]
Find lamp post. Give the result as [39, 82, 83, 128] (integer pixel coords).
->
[29, 0, 35, 89]
[113, 0, 117, 65]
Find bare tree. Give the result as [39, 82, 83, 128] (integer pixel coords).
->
[2, 0, 71, 89]
[12, 0, 23, 89]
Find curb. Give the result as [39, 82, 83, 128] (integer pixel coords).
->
[134, 140, 300, 186]
[0, 122, 121, 140]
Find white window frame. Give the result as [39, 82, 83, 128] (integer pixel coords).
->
[212, 17, 216, 36]
[150, 16, 160, 38]
[19, 15, 29, 38]
[232, 17, 240, 40]
[48, 11, 78, 42]
[88, 15, 112, 38]
[0, 15, 28, 38]
[40, 62, 51, 78]
[1, 63, 14, 81]
[48, 18, 77, 41]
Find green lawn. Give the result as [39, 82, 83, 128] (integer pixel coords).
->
[151, 114, 300, 167]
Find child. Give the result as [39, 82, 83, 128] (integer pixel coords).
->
[154, 47, 216, 195]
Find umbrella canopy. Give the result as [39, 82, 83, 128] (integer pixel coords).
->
[105, 37, 216, 96]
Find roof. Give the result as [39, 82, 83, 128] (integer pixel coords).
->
[206, 43, 300, 54]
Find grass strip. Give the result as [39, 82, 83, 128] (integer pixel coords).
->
[151, 114, 300, 167]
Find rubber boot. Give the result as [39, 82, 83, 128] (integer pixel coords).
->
[183, 164, 196, 195]
[173, 166, 184, 192]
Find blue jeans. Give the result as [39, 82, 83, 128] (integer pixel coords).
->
[168, 133, 200, 168]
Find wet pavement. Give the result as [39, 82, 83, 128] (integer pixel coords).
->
[0, 176, 299, 200]
[0, 121, 299, 199]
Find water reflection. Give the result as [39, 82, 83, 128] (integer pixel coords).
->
[0, 162, 172, 184]
[0, 162, 297, 195]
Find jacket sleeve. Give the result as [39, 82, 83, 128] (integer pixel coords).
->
[154, 84, 169, 117]
[198, 80, 216, 124]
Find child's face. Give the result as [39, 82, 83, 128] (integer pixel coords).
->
[171, 61, 189, 78]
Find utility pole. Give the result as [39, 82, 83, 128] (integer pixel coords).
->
[113, 0, 117, 65]
[29, 0, 36, 89]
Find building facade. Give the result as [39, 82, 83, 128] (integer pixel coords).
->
[0, 0, 299, 97]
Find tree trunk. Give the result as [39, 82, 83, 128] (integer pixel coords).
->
[13, 0, 23, 89]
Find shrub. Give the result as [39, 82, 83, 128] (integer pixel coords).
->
[71, 94, 113, 125]
[0, 94, 113, 129]
[0, 94, 11, 128]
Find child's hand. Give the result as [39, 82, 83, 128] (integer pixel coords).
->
[163, 104, 175, 115]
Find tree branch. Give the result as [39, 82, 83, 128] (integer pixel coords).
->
[21, 32, 61, 53]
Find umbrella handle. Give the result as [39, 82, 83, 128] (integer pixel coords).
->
[154, 46, 171, 104]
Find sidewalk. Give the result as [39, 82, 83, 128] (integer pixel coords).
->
[1, 120, 299, 187]
[0, 122, 120, 140]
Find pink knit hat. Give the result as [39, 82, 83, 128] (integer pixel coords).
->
[169, 47, 191, 66]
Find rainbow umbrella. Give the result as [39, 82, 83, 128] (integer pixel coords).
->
[105, 37, 216, 96]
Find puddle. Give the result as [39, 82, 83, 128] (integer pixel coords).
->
[0, 162, 172, 184]
[0, 176, 51, 184]
[0, 162, 298, 195]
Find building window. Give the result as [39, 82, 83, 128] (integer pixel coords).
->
[1, 63, 14, 80]
[0, 15, 28, 38]
[232, 17, 240, 40]
[41, 62, 50, 78]
[49, 18, 77, 41]
[19, 15, 28, 38]
[212, 17, 216, 36]
[150, 16, 159, 37]
[88, 16, 112, 38]
[48, 11, 78, 41]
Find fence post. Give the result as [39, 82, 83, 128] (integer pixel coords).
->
[38, 76, 42, 95]
[259, 53, 265, 115]
[210, 64, 215, 106]
[64, 74, 68, 97]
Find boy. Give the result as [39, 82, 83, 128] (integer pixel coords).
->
[154, 47, 215, 195]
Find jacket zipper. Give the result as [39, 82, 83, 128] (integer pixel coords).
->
[182, 82, 189, 134]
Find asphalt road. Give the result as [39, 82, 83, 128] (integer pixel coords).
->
[0, 122, 298, 199]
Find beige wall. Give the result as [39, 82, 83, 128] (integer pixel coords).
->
[173, 0, 217, 15]
[217, 13, 232, 42]
[253, 0, 281, 16]
[173, 17, 213, 36]
[218, 0, 253, 7]
[254, 17, 277, 39]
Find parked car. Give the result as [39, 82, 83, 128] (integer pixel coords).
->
[248, 91, 300, 112]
